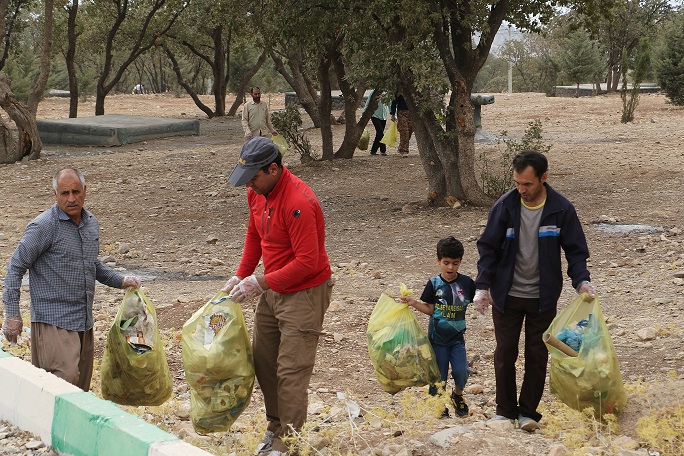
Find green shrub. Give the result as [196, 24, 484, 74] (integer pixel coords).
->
[479, 119, 551, 198]
[270, 106, 316, 162]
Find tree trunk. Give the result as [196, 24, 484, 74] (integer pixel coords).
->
[162, 44, 214, 118]
[317, 56, 334, 161]
[27, 0, 54, 116]
[451, 85, 492, 207]
[331, 37, 370, 160]
[270, 51, 321, 127]
[611, 65, 621, 92]
[66, 0, 79, 117]
[210, 26, 227, 117]
[227, 49, 268, 117]
[0, 73, 42, 163]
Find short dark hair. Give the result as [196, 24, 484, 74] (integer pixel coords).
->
[512, 150, 548, 178]
[437, 236, 464, 260]
[250, 86, 261, 94]
[260, 150, 282, 173]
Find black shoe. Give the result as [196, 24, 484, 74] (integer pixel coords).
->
[440, 407, 450, 419]
[451, 392, 469, 417]
[370, 152, 377, 155]
[380, 152, 387, 156]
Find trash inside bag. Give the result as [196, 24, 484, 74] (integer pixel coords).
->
[101, 288, 173, 406]
[367, 288, 440, 395]
[182, 291, 255, 433]
[544, 293, 627, 416]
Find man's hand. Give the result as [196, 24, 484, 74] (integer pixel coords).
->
[122, 275, 142, 289]
[230, 275, 265, 303]
[473, 289, 490, 315]
[577, 281, 597, 300]
[221, 275, 242, 293]
[391, 116, 397, 122]
[2, 316, 23, 343]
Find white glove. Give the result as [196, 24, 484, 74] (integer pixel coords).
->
[577, 281, 597, 299]
[230, 275, 265, 303]
[221, 275, 242, 293]
[122, 275, 142, 289]
[473, 289, 490, 316]
[2, 315, 23, 343]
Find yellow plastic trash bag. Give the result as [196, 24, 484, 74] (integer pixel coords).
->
[271, 134, 288, 156]
[357, 128, 370, 150]
[101, 288, 173, 406]
[366, 289, 440, 395]
[380, 121, 397, 147]
[182, 291, 255, 433]
[544, 293, 626, 417]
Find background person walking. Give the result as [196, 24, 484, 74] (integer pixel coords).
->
[242, 86, 277, 141]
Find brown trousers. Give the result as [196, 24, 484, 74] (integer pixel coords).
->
[397, 109, 413, 155]
[253, 279, 334, 453]
[492, 296, 556, 422]
[31, 322, 94, 392]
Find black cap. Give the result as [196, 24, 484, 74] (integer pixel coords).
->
[228, 137, 279, 186]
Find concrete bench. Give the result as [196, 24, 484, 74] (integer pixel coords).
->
[37, 114, 200, 146]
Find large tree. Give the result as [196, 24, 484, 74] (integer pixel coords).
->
[358, 0, 609, 207]
[0, 0, 53, 163]
[161, 0, 268, 118]
[558, 29, 603, 96]
[259, 0, 373, 161]
[586, 0, 671, 93]
[79, 0, 186, 115]
[655, 11, 684, 106]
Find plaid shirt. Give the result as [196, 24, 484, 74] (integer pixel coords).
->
[2, 204, 123, 331]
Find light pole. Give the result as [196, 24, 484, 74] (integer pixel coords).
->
[507, 24, 513, 94]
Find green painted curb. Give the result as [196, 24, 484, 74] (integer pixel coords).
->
[52, 392, 177, 456]
[0, 348, 12, 358]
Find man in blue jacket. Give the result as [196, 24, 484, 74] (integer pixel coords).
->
[474, 150, 595, 432]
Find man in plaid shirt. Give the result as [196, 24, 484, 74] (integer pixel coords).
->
[2, 168, 141, 391]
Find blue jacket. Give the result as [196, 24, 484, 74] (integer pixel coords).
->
[475, 183, 590, 313]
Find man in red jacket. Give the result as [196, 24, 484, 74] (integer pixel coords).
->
[224, 136, 334, 456]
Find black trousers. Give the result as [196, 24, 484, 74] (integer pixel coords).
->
[370, 117, 386, 154]
[492, 295, 556, 422]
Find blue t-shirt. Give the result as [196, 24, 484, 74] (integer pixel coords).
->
[420, 273, 476, 346]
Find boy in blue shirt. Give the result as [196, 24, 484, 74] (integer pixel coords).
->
[401, 236, 475, 417]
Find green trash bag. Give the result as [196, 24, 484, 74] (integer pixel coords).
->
[357, 128, 370, 151]
[271, 134, 288, 156]
[367, 291, 440, 394]
[101, 288, 173, 406]
[544, 293, 627, 417]
[182, 291, 255, 433]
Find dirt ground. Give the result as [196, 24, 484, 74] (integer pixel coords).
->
[1, 91, 683, 455]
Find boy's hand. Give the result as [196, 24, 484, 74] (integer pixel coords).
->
[399, 296, 414, 307]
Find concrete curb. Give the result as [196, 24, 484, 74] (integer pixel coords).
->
[0, 348, 211, 456]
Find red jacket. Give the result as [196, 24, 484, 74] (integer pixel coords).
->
[236, 166, 331, 293]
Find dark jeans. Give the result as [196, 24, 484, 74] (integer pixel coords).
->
[370, 117, 386, 154]
[428, 334, 470, 395]
[492, 295, 556, 422]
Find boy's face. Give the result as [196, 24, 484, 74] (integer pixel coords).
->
[437, 256, 461, 282]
